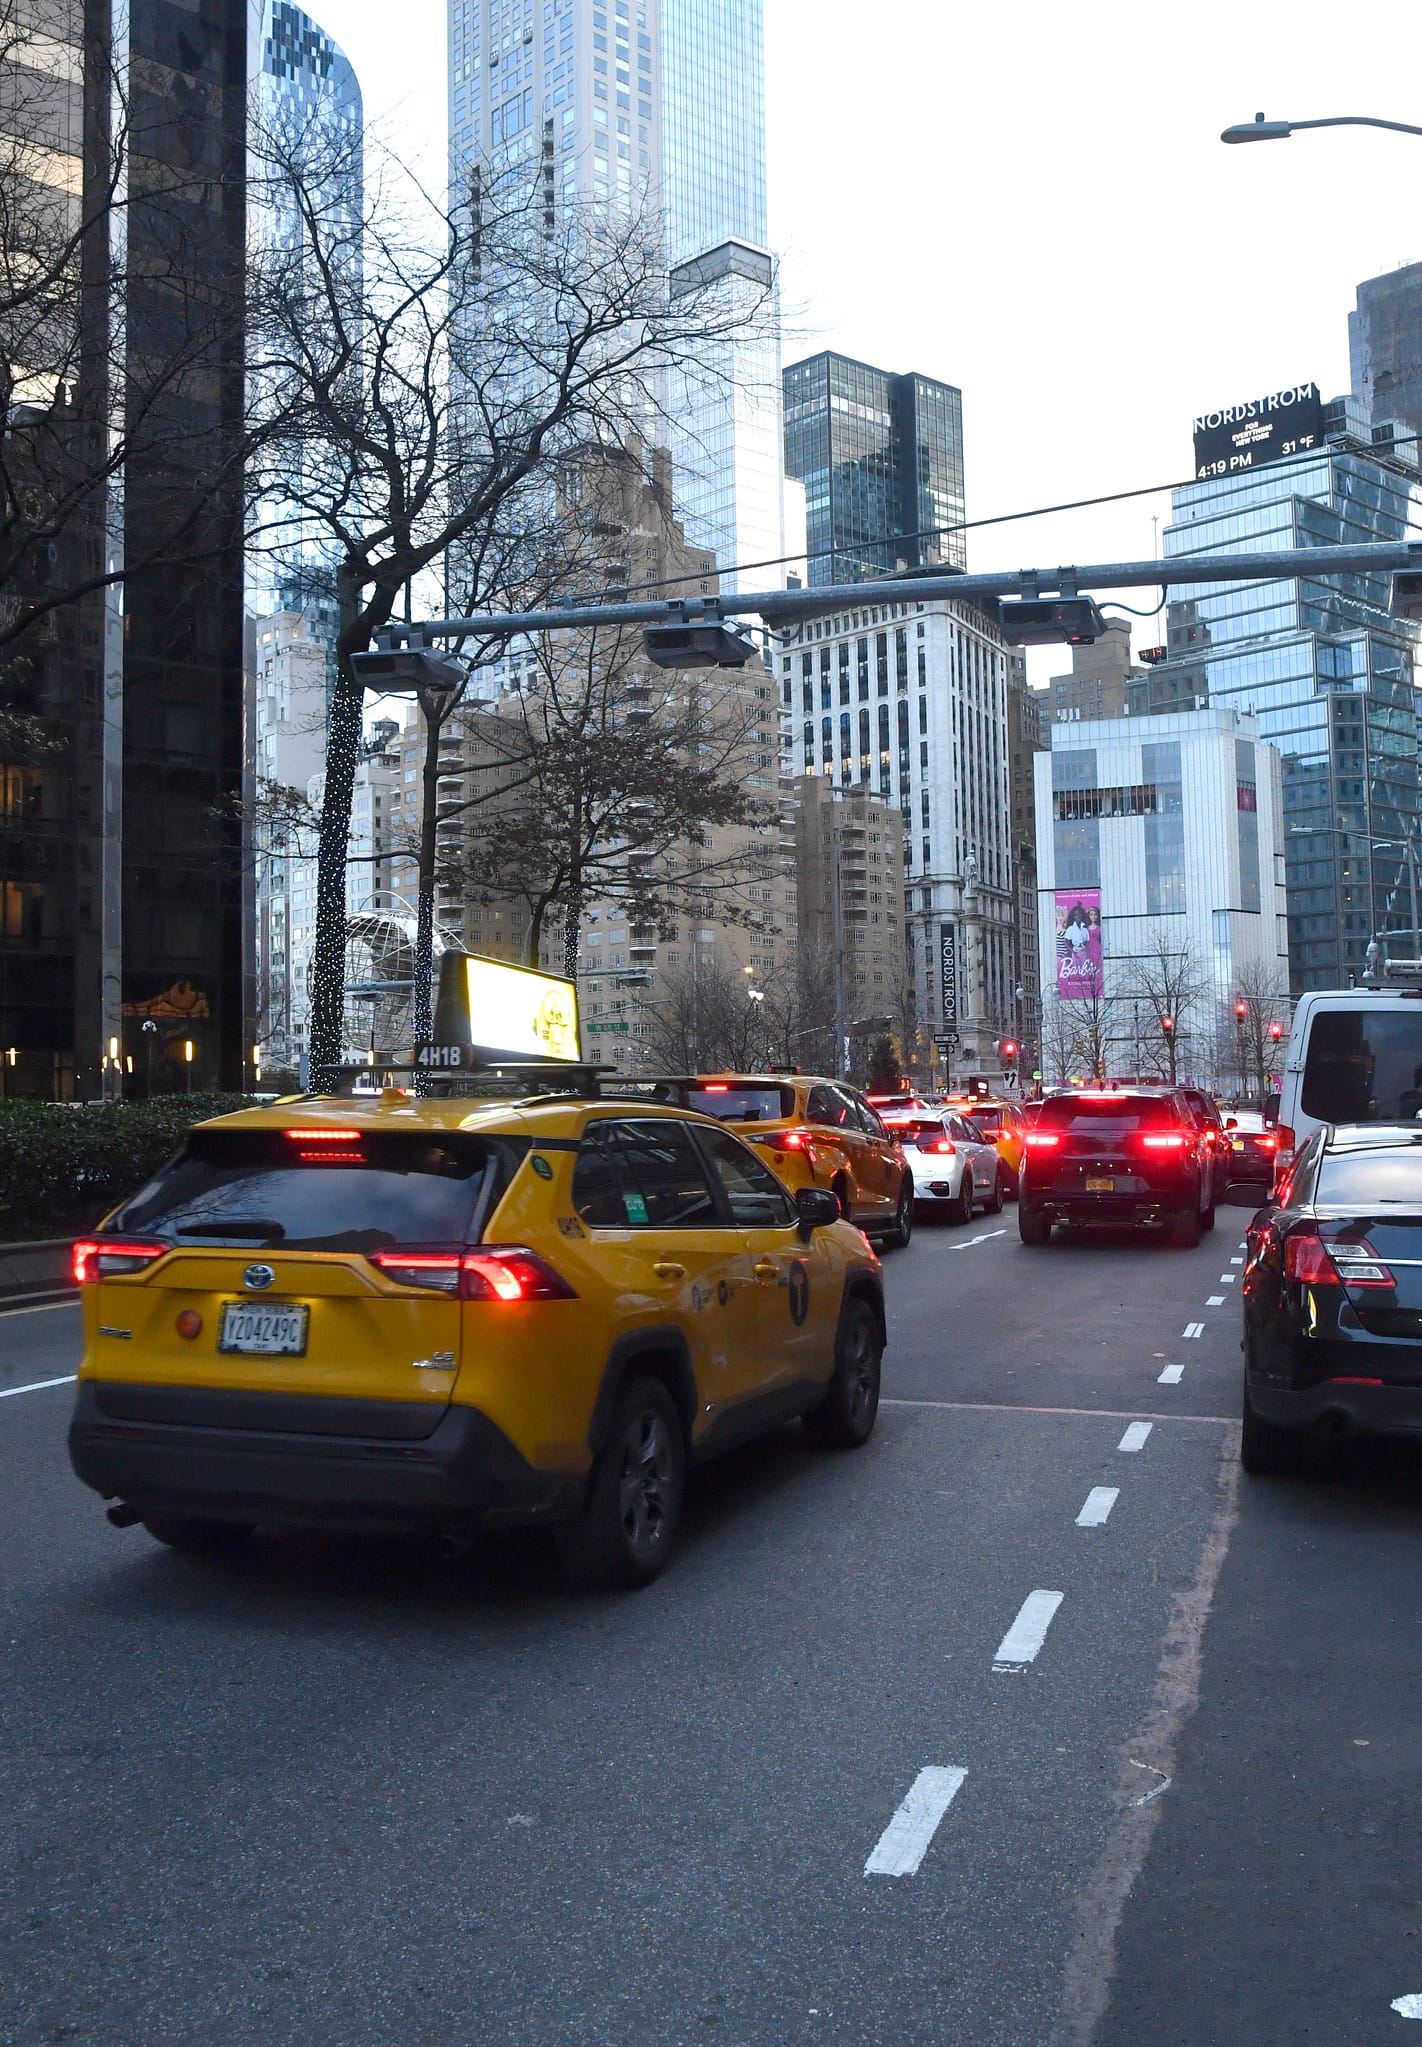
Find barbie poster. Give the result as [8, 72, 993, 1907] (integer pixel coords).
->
[1055, 889, 1103, 999]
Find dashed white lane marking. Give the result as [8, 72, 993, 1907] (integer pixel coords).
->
[0, 1374, 76, 1400]
[1230, 1256, 1244, 1265]
[1218, 1274, 1237, 1283]
[1076, 1487, 1119, 1527]
[1182, 1322, 1205, 1339]
[1391, 1994, 1422, 2019]
[1157, 1363, 1185, 1384]
[1118, 1421, 1153, 1451]
[950, 1229, 1007, 1251]
[1206, 1295, 1226, 1307]
[865, 1767, 968, 1877]
[993, 1589, 1063, 1671]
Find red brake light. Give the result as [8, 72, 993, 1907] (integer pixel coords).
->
[73, 1238, 168, 1284]
[1284, 1232, 1395, 1289]
[1139, 1131, 1190, 1151]
[923, 1138, 955, 1155]
[369, 1246, 576, 1301]
[702, 1083, 730, 1093]
[1025, 1131, 1061, 1150]
[757, 1129, 809, 1153]
[1255, 1132, 1280, 1151]
[285, 1128, 361, 1141]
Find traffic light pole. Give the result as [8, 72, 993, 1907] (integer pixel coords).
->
[365, 542, 1422, 649]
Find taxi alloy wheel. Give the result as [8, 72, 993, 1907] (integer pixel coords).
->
[804, 1299, 882, 1450]
[556, 1378, 686, 1590]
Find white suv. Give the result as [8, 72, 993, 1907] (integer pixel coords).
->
[881, 1109, 1003, 1225]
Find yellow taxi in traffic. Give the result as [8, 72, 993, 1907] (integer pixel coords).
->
[68, 1093, 885, 1587]
[942, 1095, 1029, 1196]
[641, 1074, 915, 1249]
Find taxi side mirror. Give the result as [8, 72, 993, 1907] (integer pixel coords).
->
[796, 1187, 842, 1239]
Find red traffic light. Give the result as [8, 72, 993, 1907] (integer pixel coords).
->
[1268, 1020, 1283, 1040]
[1001, 1040, 1018, 1061]
[1235, 998, 1248, 1018]
[1161, 1014, 1175, 1033]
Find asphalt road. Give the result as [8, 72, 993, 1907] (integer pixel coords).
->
[3, 1209, 1421, 2045]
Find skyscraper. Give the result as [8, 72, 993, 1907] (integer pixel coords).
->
[782, 351, 966, 586]
[1350, 261, 1422, 450]
[1153, 385, 1422, 992]
[445, 0, 782, 589]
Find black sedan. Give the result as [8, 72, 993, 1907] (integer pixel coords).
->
[1241, 1124, 1422, 1472]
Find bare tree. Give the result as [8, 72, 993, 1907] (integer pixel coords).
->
[1227, 962, 1292, 1104]
[757, 945, 838, 1077]
[1039, 990, 1119, 1084]
[1128, 936, 1207, 1085]
[246, 123, 774, 1084]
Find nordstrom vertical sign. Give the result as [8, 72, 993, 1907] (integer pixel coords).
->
[939, 925, 958, 1026]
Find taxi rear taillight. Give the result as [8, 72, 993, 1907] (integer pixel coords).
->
[369, 1247, 577, 1301]
[757, 1130, 809, 1153]
[72, 1239, 168, 1284]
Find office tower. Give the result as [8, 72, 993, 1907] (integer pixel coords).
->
[1350, 261, 1422, 450]
[1, 0, 252, 1095]
[774, 592, 1014, 1089]
[782, 351, 966, 586]
[446, 0, 782, 589]
[1152, 383, 1422, 992]
[1045, 618, 1142, 725]
[794, 776, 906, 1062]
[249, 0, 364, 628]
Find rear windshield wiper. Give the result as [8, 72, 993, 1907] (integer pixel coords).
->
[174, 1218, 287, 1240]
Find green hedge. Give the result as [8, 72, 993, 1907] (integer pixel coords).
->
[0, 1094, 256, 1241]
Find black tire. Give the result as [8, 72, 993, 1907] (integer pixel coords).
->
[1018, 1202, 1051, 1245]
[555, 1377, 686, 1590]
[1201, 1195, 1217, 1232]
[804, 1298, 882, 1449]
[1240, 1382, 1305, 1476]
[1168, 1202, 1201, 1248]
[883, 1180, 914, 1250]
[142, 1516, 254, 1555]
[985, 1167, 1006, 1216]
[950, 1173, 974, 1226]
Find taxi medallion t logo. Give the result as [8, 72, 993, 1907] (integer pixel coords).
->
[242, 1263, 276, 1292]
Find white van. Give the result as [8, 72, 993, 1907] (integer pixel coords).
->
[1274, 979, 1422, 1172]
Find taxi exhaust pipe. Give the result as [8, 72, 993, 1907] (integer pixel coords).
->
[106, 1502, 142, 1528]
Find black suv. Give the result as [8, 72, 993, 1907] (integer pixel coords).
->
[1018, 1088, 1215, 1246]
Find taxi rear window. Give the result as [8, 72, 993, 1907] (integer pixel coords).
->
[684, 1085, 792, 1122]
[105, 1128, 509, 1253]
[965, 1109, 1002, 1135]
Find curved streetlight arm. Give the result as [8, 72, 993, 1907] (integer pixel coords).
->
[1223, 110, 1422, 144]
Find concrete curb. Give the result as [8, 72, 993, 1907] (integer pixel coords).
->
[0, 1239, 73, 1303]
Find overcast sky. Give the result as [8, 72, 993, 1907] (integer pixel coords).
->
[321, 0, 1422, 672]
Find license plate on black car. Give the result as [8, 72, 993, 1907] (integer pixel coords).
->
[1085, 1177, 1114, 1192]
[218, 1303, 309, 1355]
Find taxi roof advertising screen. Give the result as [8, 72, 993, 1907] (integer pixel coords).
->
[1192, 382, 1324, 481]
[431, 951, 582, 1064]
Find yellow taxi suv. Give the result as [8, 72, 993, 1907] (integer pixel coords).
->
[647, 1075, 915, 1250]
[942, 1095, 1028, 1198]
[68, 1094, 886, 1588]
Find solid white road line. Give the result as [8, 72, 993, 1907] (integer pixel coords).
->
[0, 1297, 78, 1317]
[1157, 1363, 1184, 1385]
[880, 1396, 1229, 1424]
[1206, 1295, 1226, 1307]
[1118, 1421, 1153, 1451]
[1182, 1322, 1205, 1339]
[864, 1766, 968, 1877]
[1076, 1487, 1119, 1527]
[993, 1589, 1063, 1670]
[0, 1374, 76, 1400]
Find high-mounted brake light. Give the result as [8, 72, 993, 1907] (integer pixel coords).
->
[702, 1083, 730, 1093]
[72, 1238, 168, 1284]
[370, 1246, 576, 1301]
[285, 1128, 361, 1141]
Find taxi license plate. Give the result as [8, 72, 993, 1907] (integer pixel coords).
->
[218, 1302, 309, 1356]
[1231, 1139, 1245, 1151]
[1085, 1177, 1114, 1192]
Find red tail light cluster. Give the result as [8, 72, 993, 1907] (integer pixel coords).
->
[369, 1246, 577, 1301]
[72, 1239, 168, 1284]
[756, 1129, 810, 1154]
[1284, 1231, 1395, 1289]
[1138, 1131, 1190, 1152]
[921, 1138, 955, 1156]
[1024, 1131, 1061, 1150]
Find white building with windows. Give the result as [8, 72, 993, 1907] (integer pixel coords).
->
[1032, 707, 1289, 1079]
[776, 596, 1016, 1084]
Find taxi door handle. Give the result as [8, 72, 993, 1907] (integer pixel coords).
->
[652, 1260, 686, 1281]
[752, 1260, 779, 1282]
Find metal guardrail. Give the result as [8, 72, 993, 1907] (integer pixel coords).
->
[0, 1238, 74, 1303]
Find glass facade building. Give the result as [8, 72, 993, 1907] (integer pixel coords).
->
[1153, 403, 1422, 991]
[782, 352, 966, 586]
